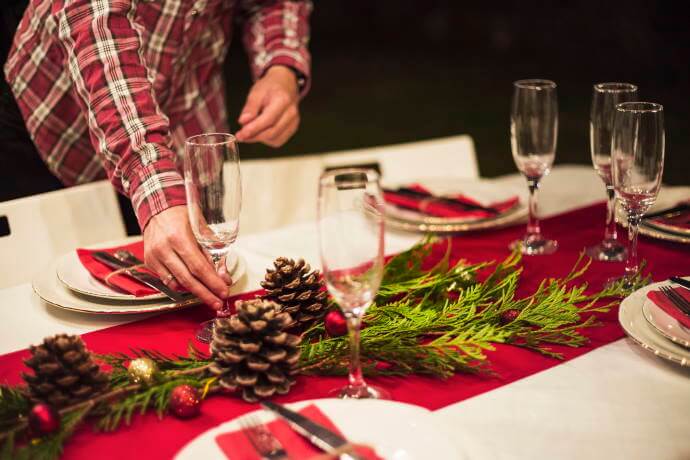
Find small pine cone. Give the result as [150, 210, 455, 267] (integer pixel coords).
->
[261, 257, 328, 328]
[22, 334, 108, 408]
[209, 299, 301, 403]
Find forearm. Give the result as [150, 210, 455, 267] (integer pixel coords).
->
[56, 0, 184, 229]
[240, 0, 313, 96]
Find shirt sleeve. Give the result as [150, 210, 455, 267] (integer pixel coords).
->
[240, 0, 313, 96]
[55, 0, 186, 231]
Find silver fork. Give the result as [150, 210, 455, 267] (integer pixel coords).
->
[659, 286, 690, 316]
[239, 413, 288, 460]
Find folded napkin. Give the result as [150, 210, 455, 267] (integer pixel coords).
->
[647, 287, 690, 329]
[76, 241, 160, 297]
[215, 404, 382, 460]
[384, 184, 519, 219]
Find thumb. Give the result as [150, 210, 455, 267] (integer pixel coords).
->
[238, 86, 265, 125]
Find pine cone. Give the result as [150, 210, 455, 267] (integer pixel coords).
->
[22, 334, 108, 408]
[261, 257, 328, 328]
[209, 299, 301, 403]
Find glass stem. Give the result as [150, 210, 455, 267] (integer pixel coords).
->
[625, 214, 641, 279]
[526, 177, 541, 238]
[345, 312, 366, 390]
[604, 186, 617, 242]
[210, 253, 228, 314]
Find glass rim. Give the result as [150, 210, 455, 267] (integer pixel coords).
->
[513, 79, 556, 89]
[319, 167, 380, 185]
[615, 102, 663, 113]
[594, 82, 638, 93]
[185, 132, 237, 147]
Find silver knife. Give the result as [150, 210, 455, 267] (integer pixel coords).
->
[261, 401, 365, 460]
[670, 277, 690, 292]
[91, 251, 185, 302]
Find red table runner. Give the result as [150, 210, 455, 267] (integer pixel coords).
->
[2, 203, 689, 459]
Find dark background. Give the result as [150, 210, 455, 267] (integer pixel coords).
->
[226, 1, 688, 184]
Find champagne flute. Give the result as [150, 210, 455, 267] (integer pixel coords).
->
[184, 133, 242, 343]
[510, 79, 558, 255]
[611, 102, 664, 289]
[317, 168, 389, 399]
[586, 83, 638, 261]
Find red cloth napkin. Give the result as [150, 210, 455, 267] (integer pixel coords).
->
[76, 241, 159, 297]
[384, 184, 519, 219]
[647, 287, 690, 329]
[215, 404, 382, 460]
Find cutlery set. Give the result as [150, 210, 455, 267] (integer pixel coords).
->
[239, 402, 365, 460]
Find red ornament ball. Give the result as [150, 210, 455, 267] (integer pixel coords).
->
[500, 309, 521, 325]
[169, 385, 201, 419]
[28, 403, 60, 436]
[325, 310, 348, 337]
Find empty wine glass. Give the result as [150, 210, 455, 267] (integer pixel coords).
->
[611, 102, 664, 289]
[586, 83, 638, 261]
[510, 79, 558, 255]
[317, 168, 389, 399]
[184, 133, 242, 342]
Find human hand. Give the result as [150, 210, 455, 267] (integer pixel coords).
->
[235, 65, 300, 147]
[143, 206, 230, 310]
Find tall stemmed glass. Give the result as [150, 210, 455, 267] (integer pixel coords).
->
[184, 133, 242, 343]
[586, 83, 638, 261]
[611, 103, 664, 289]
[510, 79, 558, 255]
[317, 168, 389, 399]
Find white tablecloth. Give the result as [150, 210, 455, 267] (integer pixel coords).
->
[1, 165, 689, 460]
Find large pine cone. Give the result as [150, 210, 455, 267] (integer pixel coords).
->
[22, 334, 108, 408]
[209, 299, 301, 403]
[261, 257, 328, 328]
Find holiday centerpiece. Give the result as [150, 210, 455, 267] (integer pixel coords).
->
[0, 238, 645, 458]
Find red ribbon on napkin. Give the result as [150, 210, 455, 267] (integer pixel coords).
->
[384, 184, 519, 219]
[647, 287, 690, 329]
[215, 404, 382, 460]
[76, 241, 160, 297]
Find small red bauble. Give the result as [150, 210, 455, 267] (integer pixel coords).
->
[169, 384, 201, 419]
[499, 309, 520, 325]
[324, 310, 348, 337]
[28, 403, 60, 436]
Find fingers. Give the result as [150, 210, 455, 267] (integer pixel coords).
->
[146, 257, 181, 291]
[173, 241, 230, 300]
[203, 249, 232, 285]
[253, 107, 299, 147]
[159, 250, 223, 309]
[237, 86, 265, 126]
[236, 92, 291, 142]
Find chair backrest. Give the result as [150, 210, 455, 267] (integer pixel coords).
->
[0, 181, 126, 288]
[321, 135, 479, 183]
[238, 135, 478, 235]
[238, 155, 324, 236]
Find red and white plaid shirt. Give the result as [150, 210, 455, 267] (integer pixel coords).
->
[4, 0, 311, 229]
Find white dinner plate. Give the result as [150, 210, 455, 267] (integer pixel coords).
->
[56, 246, 239, 301]
[619, 281, 690, 367]
[32, 255, 246, 315]
[175, 398, 462, 460]
[642, 282, 690, 349]
[383, 179, 527, 233]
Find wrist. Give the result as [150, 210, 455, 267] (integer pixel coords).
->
[265, 65, 304, 93]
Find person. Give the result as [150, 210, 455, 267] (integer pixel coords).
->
[1, 0, 312, 309]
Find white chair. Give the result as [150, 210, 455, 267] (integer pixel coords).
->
[321, 135, 479, 182]
[238, 135, 478, 235]
[0, 181, 126, 288]
[238, 155, 324, 236]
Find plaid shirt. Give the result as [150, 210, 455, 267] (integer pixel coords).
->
[4, 0, 311, 229]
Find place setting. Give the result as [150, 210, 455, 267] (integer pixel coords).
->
[31, 134, 247, 327]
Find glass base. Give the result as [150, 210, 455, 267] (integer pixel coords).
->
[510, 236, 558, 255]
[604, 274, 646, 294]
[195, 319, 215, 343]
[329, 384, 391, 400]
[585, 240, 627, 262]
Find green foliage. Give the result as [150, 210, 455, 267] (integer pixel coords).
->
[299, 238, 636, 377]
[0, 386, 30, 432]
